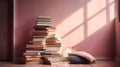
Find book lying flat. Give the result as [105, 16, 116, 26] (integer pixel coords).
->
[24, 52, 41, 56]
[26, 44, 43, 48]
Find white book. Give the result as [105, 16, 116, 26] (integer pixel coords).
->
[37, 24, 52, 26]
[37, 22, 52, 24]
[33, 38, 44, 41]
[45, 47, 60, 52]
[37, 16, 51, 19]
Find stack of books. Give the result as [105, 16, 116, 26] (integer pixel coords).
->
[43, 29, 63, 64]
[43, 54, 63, 65]
[33, 16, 53, 42]
[23, 16, 51, 64]
[23, 42, 45, 64]
[23, 16, 63, 64]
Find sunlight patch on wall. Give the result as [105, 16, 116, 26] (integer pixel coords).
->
[109, 0, 115, 4]
[62, 25, 84, 47]
[87, 0, 106, 18]
[109, 2, 115, 21]
[88, 9, 107, 36]
[56, 0, 115, 54]
[56, 8, 84, 38]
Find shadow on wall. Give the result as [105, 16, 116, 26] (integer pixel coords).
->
[74, 21, 115, 57]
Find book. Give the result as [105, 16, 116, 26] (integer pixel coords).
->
[37, 16, 51, 19]
[46, 34, 61, 41]
[45, 46, 60, 52]
[33, 38, 45, 41]
[47, 31, 55, 35]
[44, 51, 59, 54]
[45, 40, 60, 44]
[46, 44, 61, 47]
[43, 54, 62, 58]
[36, 24, 52, 27]
[32, 31, 48, 36]
[33, 26, 48, 30]
[24, 52, 45, 64]
[45, 43, 61, 45]
[26, 44, 43, 48]
[26, 50, 45, 53]
[37, 19, 51, 22]
[37, 22, 52, 24]
[43, 55, 63, 64]
[25, 57, 43, 62]
[25, 55, 42, 58]
[32, 35, 47, 38]
[28, 41, 43, 44]
[23, 52, 41, 56]
[46, 26, 56, 32]
[50, 61, 64, 65]
[26, 47, 45, 51]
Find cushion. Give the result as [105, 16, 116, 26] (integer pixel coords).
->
[68, 55, 90, 64]
[68, 51, 96, 63]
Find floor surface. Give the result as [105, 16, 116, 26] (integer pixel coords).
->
[0, 61, 120, 67]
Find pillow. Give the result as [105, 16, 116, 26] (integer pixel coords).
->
[68, 55, 90, 64]
[68, 51, 96, 63]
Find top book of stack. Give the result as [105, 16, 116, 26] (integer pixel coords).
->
[37, 16, 51, 22]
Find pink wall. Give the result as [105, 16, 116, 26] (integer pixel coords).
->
[115, 0, 120, 61]
[115, 19, 120, 60]
[14, 0, 116, 61]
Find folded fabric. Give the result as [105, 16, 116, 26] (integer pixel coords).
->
[68, 51, 96, 63]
